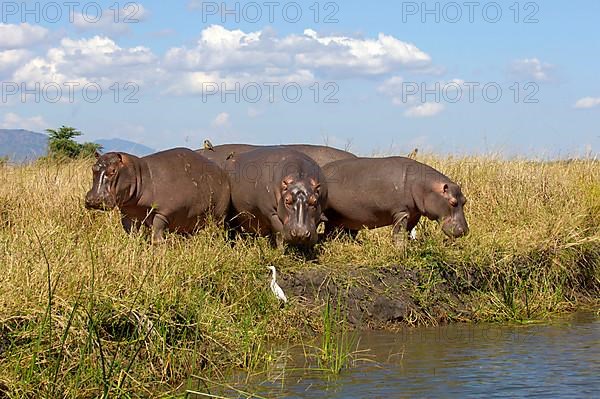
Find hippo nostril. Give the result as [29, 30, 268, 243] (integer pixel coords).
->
[291, 230, 297, 238]
[303, 231, 311, 239]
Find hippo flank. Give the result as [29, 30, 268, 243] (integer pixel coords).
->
[323, 157, 468, 242]
[85, 148, 230, 243]
[225, 147, 328, 248]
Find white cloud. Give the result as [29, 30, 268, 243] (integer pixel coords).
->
[164, 69, 316, 97]
[163, 25, 432, 90]
[247, 106, 263, 118]
[0, 49, 31, 76]
[573, 97, 600, 109]
[511, 58, 553, 82]
[13, 36, 157, 87]
[404, 102, 444, 118]
[1, 112, 48, 130]
[211, 112, 230, 128]
[377, 75, 404, 97]
[299, 29, 431, 76]
[0, 23, 48, 49]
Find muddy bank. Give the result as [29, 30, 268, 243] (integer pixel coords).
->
[278, 265, 476, 328]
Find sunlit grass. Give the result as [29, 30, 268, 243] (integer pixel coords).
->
[0, 154, 598, 396]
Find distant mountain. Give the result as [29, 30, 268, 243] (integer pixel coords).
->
[94, 138, 156, 157]
[0, 129, 48, 162]
[0, 129, 156, 162]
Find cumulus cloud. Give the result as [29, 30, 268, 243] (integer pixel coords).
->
[5, 24, 434, 101]
[163, 25, 432, 94]
[0, 49, 31, 77]
[1, 112, 48, 130]
[511, 58, 553, 82]
[0, 23, 48, 49]
[13, 35, 157, 87]
[404, 102, 444, 118]
[377, 75, 404, 97]
[573, 97, 600, 109]
[211, 112, 230, 128]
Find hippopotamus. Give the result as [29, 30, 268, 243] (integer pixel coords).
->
[198, 143, 356, 168]
[323, 157, 468, 243]
[224, 147, 328, 248]
[84, 148, 230, 243]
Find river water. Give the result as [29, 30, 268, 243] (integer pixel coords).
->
[195, 312, 600, 398]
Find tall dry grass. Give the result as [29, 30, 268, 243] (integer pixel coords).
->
[0, 155, 598, 397]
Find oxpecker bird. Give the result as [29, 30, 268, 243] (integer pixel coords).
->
[203, 139, 215, 151]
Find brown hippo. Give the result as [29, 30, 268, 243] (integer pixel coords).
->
[84, 148, 230, 243]
[198, 143, 356, 168]
[224, 147, 328, 248]
[323, 157, 468, 243]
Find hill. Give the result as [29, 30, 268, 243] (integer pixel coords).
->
[0, 129, 48, 162]
[0, 129, 156, 162]
[94, 138, 156, 156]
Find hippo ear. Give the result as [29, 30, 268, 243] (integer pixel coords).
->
[116, 153, 127, 166]
[441, 183, 458, 206]
[320, 214, 329, 222]
[94, 151, 100, 159]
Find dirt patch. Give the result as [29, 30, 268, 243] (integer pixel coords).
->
[279, 265, 472, 329]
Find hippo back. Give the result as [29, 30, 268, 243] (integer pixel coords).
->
[197, 143, 355, 168]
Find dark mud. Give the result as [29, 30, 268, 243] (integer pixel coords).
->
[279, 265, 475, 328]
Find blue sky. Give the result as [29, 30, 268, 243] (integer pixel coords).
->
[1, 0, 599, 156]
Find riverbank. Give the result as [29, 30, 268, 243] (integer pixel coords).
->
[0, 156, 598, 397]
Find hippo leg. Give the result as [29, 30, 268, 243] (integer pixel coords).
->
[392, 212, 410, 249]
[121, 216, 141, 234]
[269, 214, 285, 250]
[151, 214, 169, 244]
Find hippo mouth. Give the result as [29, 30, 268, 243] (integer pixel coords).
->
[85, 195, 118, 211]
[440, 217, 468, 238]
[282, 226, 317, 246]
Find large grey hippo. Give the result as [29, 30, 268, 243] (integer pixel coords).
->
[85, 148, 230, 243]
[198, 143, 356, 168]
[322, 157, 468, 243]
[224, 147, 328, 248]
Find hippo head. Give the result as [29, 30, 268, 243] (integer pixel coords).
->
[85, 152, 134, 210]
[277, 176, 324, 246]
[423, 182, 469, 238]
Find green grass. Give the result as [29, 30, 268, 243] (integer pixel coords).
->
[0, 155, 598, 397]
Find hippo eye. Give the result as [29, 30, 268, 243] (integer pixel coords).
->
[285, 196, 293, 206]
[308, 196, 317, 207]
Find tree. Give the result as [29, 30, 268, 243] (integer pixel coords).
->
[80, 142, 103, 158]
[45, 125, 102, 159]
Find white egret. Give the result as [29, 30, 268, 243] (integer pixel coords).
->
[267, 266, 288, 304]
